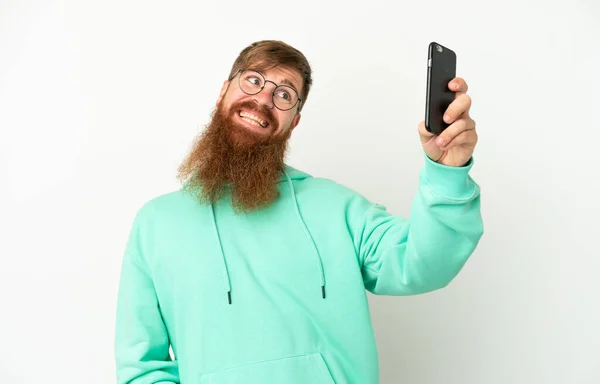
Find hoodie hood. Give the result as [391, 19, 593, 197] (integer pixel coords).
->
[182, 164, 311, 190]
[280, 164, 311, 182]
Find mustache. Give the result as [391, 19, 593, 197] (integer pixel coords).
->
[230, 100, 278, 128]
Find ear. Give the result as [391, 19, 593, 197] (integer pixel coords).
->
[290, 112, 302, 131]
[216, 81, 230, 106]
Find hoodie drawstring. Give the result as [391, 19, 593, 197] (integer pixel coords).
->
[210, 203, 232, 304]
[284, 170, 327, 299]
[210, 169, 327, 304]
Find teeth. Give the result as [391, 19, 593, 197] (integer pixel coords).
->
[241, 117, 263, 127]
[240, 111, 267, 128]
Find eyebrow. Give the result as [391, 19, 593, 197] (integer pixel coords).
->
[279, 78, 301, 95]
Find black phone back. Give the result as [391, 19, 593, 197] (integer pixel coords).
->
[425, 42, 456, 135]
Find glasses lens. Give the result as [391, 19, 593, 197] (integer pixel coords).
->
[273, 85, 299, 110]
[239, 70, 264, 95]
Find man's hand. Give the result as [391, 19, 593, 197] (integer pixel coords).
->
[419, 78, 477, 167]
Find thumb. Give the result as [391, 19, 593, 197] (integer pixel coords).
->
[418, 121, 435, 145]
[418, 121, 444, 162]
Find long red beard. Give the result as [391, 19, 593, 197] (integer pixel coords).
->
[177, 100, 292, 213]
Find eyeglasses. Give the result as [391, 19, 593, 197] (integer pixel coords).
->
[228, 69, 302, 111]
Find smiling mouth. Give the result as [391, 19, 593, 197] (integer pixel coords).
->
[238, 111, 269, 128]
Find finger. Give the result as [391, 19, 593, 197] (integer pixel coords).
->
[442, 129, 478, 150]
[436, 118, 475, 147]
[443, 94, 472, 125]
[449, 77, 468, 97]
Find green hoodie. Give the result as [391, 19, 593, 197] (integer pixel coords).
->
[115, 155, 483, 384]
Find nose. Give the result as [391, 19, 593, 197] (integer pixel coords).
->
[253, 81, 276, 108]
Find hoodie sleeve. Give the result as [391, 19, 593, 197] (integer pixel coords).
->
[355, 155, 484, 295]
[115, 211, 179, 384]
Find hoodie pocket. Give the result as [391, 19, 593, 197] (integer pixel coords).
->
[199, 352, 335, 384]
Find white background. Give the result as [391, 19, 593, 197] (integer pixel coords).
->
[1, 0, 599, 383]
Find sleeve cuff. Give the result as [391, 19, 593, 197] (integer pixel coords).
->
[419, 154, 476, 198]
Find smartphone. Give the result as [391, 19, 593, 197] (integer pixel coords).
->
[425, 42, 457, 135]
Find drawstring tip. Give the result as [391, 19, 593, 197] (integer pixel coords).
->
[321, 285, 326, 299]
[227, 291, 232, 304]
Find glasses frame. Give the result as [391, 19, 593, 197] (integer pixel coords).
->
[228, 69, 302, 111]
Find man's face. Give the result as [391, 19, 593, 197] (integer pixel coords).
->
[216, 66, 303, 142]
[177, 66, 305, 213]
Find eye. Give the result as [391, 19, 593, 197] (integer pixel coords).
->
[245, 76, 262, 86]
[276, 90, 291, 100]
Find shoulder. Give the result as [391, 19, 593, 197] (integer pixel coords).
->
[133, 188, 199, 224]
[288, 167, 384, 214]
[297, 175, 361, 199]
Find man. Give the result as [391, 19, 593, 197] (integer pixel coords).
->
[115, 40, 483, 384]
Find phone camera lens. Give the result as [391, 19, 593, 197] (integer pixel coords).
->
[436, 45, 443, 53]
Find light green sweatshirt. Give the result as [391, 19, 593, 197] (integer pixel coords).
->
[115, 155, 483, 384]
